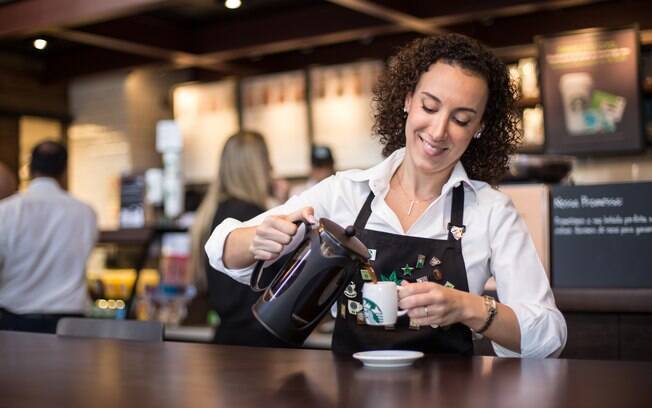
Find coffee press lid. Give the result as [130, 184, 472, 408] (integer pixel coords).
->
[319, 218, 369, 261]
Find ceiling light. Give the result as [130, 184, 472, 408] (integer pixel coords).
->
[33, 38, 47, 50]
[225, 0, 241, 9]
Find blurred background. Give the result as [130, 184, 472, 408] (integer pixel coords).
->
[1, 0, 652, 356]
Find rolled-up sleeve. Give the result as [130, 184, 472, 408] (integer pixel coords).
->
[488, 197, 567, 358]
[204, 176, 336, 285]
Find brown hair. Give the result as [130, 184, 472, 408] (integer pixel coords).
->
[372, 33, 521, 185]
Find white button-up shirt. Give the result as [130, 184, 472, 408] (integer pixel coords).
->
[0, 178, 97, 314]
[206, 148, 567, 358]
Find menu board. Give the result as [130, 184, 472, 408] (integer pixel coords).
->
[241, 71, 310, 178]
[538, 27, 643, 155]
[310, 61, 384, 170]
[551, 182, 652, 288]
[173, 80, 239, 183]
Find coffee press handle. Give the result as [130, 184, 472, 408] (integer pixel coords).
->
[250, 220, 311, 292]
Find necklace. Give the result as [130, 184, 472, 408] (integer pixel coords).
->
[394, 171, 438, 216]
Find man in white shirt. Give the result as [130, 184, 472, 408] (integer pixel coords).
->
[0, 141, 97, 333]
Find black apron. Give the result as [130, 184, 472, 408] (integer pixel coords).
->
[332, 184, 473, 355]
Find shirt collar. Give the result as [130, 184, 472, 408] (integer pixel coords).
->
[28, 177, 63, 194]
[339, 147, 478, 197]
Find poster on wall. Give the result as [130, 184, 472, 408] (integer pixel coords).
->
[538, 27, 643, 155]
[173, 80, 239, 183]
[241, 71, 310, 178]
[310, 61, 384, 170]
[551, 182, 652, 288]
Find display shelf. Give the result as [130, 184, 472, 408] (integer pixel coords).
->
[554, 288, 652, 313]
[96, 224, 189, 319]
[98, 225, 187, 245]
[516, 96, 541, 108]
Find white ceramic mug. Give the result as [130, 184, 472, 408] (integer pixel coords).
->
[559, 72, 594, 135]
[362, 282, 407, 326]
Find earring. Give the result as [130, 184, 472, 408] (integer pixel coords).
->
[473, 130, 482, 139]
[403, 107, 408, 113]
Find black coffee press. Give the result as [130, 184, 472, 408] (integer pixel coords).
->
[250, 218, 369, 345]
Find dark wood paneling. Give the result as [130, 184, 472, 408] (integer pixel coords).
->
[555, 289, 652, 313]
[194, 3, 387, 54]
[561, 312, 619, 360]
[0, 55, 69, 118]
[447, 0, 652, 47]
[0, 115, 19, 175]
[620, 314, 652, 361]
[0, 0, 170, 37]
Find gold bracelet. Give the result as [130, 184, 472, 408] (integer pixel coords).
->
[476, 295, 497, 334]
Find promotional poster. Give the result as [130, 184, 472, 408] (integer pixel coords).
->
[539, 27, 643, 154]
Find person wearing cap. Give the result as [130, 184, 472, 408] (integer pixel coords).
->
[0, 141, 97, 333]
[290, 144, 336, 197]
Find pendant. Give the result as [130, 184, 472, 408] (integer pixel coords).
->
[407, 200, 415, 215]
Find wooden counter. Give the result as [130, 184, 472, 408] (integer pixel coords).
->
[1, 331, 651, 407]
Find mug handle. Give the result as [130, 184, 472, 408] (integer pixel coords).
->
[396, 286, 408, 316]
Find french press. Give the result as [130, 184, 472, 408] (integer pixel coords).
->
[250, 218, 369, 345]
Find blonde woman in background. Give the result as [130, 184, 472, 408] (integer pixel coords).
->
[190, 130, 286, 346]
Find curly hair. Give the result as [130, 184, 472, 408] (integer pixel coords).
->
[372, 33, 521, 185]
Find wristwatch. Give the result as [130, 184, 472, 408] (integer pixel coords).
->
[476, 295, 497, 334]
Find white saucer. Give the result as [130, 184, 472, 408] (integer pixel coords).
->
[352, 350, 424, 368]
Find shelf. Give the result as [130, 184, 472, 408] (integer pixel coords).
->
[554, 288, 652, 313]
[516, 96, 541, 108]
[98, 225, 187, 245]
[99, 228, 155, 245]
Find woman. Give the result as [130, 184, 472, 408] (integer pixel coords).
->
[190, 130, 286, 346]
[205, 34, 567, 357]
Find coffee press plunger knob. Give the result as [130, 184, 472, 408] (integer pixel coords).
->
[344, 225, 356, 237]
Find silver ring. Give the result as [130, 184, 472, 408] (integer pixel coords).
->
[424, 306, 429, 317]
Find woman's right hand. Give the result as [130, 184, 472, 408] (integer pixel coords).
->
[249, 207, 316, 262]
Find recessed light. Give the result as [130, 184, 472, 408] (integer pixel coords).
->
[33, 38, 47, 50]
[225, 0, 241, 10]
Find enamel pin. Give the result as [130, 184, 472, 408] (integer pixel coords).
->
[449, 225, 466, 240]
[360, 268, 373, 281]
[401, 264, 414, 277]
[344, 281, 357, 298]
[348, 300, 363, 315]
[433, 268, 443, 281]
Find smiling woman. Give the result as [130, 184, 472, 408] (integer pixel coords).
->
[373, 34, 521, 186]
[206, 33, 567, 359]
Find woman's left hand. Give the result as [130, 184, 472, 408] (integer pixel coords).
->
[397, 280, 469, 327]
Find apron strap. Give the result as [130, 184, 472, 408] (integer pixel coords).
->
[354, 184, 466, 240]
[447, 184, 466, 241]
[354, 191, 375, 230]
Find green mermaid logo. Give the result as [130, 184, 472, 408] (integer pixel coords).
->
[363, 297, 384, 324]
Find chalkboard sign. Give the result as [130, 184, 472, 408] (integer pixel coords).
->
[551, 182, 652, 288]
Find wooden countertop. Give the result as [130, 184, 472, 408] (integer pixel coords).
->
[1, 331, 651, 407]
